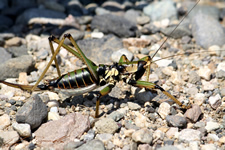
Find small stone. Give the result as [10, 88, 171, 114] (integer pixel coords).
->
[207, 133, 219, 142]
[95, 118, 119, 134]
[96, 133, 113, 144]
[138, 144, 152, 150]
[75, 139, 105, 150]
[137, 16, 150, 25]
[123, 38, 151, 48]
[202, 80, 215, 91]
[124, 129, 135, 137]
[184, 104, 202, 123]
[208, 94, 221, 109]
[166, 127, 178, 139]
[12, 122, 31, 137]
[135, 112, 150, 128]
[8, 99, 16, 105]
[134, 88, 154, 103]
[48, 112, 60, 121]
[127, 102, 141, 110]
[16, 94, 47, 129]
[198, 66, 212, 80]
[107, 111, 124, 121]
[132, 128, 153, 144]
[219, 136, 225, 143]
[205, 121, 220, 132]
[189, 141, 199, 150]
[201, 144, 217, 150]
[216, 70, 225, 79]
[157, 102, 171, 119]
[83, 130, 95, 141]
[0, 130, 19, 146]
[194, 93, 206, 106]
[194, 121, 205, 128]
[0, 114, 10, 130]
[157, 145, 179, 150]
[166, 115, 187, 128]
[59, 108, 67, 115]
[178, 129, 201, 142]
[153, 130, 164, 142]
[91, 32, 104, 39]
[5, 37, 23, 47]
[217, 62, 225, 72]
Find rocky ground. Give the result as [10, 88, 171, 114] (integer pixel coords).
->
[0, 0, 225, 150]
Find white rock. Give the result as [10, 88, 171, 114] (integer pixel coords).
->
[48, 112, 60, 121]
[0, 114, 11, 130]
[96, 133, 113, 144]
[50, 106, 58, 113]
[127, 102, 141, 110]
[217, 62, 225, 72]
[153, 130, 164, 142]
[12, 122, 31, 137]
[202, 80, 215, 91]
[189, 141, 199, 150]
[205, 121, 220, 132]
[201, 144, 217, 150]
[207, 133, 219, 142]
[91, 32, 104, 38]
[194, 93, 206, 105]
[208, 94, 221, 109]
[166, 127, 178, 139]
[134, 112, 151, 128]
[178, 129, 201, 142]
[157, 102, 171, 119]
[198, 66, 212, 80]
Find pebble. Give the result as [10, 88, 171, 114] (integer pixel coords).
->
[166, 115, 187, 128]
[123, 38, 151, 48]
[201, 144, 217, 150]
[12, 122, 31, 137]
[0, 130, 19, 146]
[133, 88, 155, 103]
[178, 129, 201, 142]
[192, 12, 225, 49]
[194, 93, 206, 106]
[143, 0, 177, 21]
[188, 71, 201, 84]
[0, 55, 35, 80]
[132, 128, 153, 144]
[157, 102, 171, 119]
[207, 133, 219, 142]
[153, 130, 164, 141]
[91, 14, 137, 38]
[127, 102, 141, 110]
[107, 111, 124, 121]
[96, 133, 113, 144]
[137, 16, 150, 25]
[16, 94, 48, 129]
[134, 112, 150, 128]
[208, 94, 221, 109]
[198, 66, 212, 80]
[0, 47, 12, 64]
[95, 118, 119, 134]
[157, 145, 179, 150]
[48, 112, 60, 121]
[75, 139, 105, 150]
[5, 37, 23, 47]
[82, 129, 95, 141]
[166, 127, 178, 139]
[138, 144, 152, 150]
[184, 104, 202, 123]
[205, 121, 220, 132]
[216, 62, 225, 72]
[0, 114, 11, 130]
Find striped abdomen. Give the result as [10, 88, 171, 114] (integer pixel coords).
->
[53, 68, 96, 89]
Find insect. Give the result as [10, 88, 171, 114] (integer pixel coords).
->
[0, 1, 203, 118]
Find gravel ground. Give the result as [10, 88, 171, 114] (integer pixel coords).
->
[0, 0, 225, 150]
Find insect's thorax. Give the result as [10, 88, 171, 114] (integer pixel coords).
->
[98, 61, 147, 86]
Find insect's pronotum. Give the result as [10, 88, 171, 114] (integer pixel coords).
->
[0, 0, 201, 118]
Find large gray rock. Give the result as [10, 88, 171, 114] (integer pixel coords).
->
[0, 55, 35, 80]
[192, 12, 225, 49]
[91, 14, 137, 38]
[16, 94, 48, 129]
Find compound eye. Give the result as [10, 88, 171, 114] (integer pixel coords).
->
[98, 66, 105, 75]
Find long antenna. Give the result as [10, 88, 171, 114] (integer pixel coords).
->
[151, 0, 200, 59]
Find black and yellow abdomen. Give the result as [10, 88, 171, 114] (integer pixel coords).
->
[53, 68, 96, 89]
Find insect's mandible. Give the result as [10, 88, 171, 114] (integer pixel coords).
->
[0, 0, 201, 118]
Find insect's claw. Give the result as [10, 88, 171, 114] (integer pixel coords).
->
[48, 35, 56, 41]
[64, 33, 71, 38]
